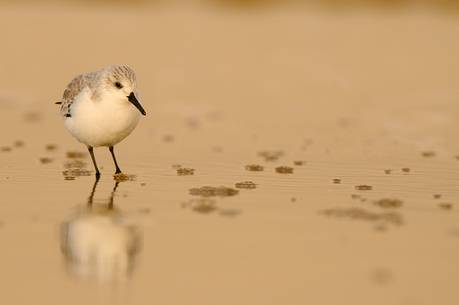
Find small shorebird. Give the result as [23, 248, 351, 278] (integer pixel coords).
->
[57, 65, 146, 177]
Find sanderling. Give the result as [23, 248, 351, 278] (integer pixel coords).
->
[57, 65, 146, 177]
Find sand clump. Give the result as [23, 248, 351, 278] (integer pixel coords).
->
[189, 186, 239, 197]
[235, 181, 257, 189]
[177, 168, 195, 176]
[320, 207, 403, 226]
[245, 164, 264, 171]
[275, 166, 294, 174]
[373, 198, 403, 209]
[355, 185, 373, 191]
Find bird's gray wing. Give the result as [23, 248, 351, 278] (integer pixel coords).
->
[58, 72, 96, 118]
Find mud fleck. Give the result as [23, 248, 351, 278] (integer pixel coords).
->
[438, 203, 453, 210]
[0, 146, 11, 152]
[64, 160, 86, 169]
[290, 197, 297, 203]
[245, 164, 264, 172]
[373, 198, 403, 209]
[189, 186, 239, 197]
[177, 168, 195, 176]
[219, 209, 242, 217]
[422, 151, 436, 158]
[355, 185, 373, 191]
[371, 268, 393, 285]
[320, 207, 403, 226]
[235, 181, 257, 189]
[13, 140, 24, 148]
[384, 169, 392, 175]
[401, 167, 411, 173]
[184, 198, 217, 214]
[293, 160, 305, 166]
[162, 134, 174, 143]
[258, 150, 284, 162]
[114, 173, 137, 182]
[24, 111, 41, 123]
[62, 168, 91, 178]
[275, 166, 294, 174]
[351, 194, 361, 200]
[433, 194, 442, 199]
[46, 144, 57, 151]
[39, 157, 53, 164]
[332, 178, 341, 184]
[66, 151, 86, 159]
[140, 183, 146, 186]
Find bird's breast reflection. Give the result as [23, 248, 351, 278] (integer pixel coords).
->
[60, 178, 142, 282]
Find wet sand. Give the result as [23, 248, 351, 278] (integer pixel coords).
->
[1, 3, 459, 305]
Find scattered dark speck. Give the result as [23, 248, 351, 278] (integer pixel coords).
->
[13, 141, 24, 148]
[384, 169, 391, 174]
[439, 203, 453, 210]
[46, 144, 57, 151]
[433, 194, 442, 199]
[371, 268, 393, 285]
[177, 168, 195, 176]
[39, 157, 53, 164]
[140, 183, 146, 186]
[245, 164, 264, 172]
[171, 164, 182, 169]
[1, 146, 11, 152]
[24, 111, 41, 123]
[235, 181, 257, 189]
[332, 178, 341, 184]
[293, 160, 305, 166]
[401, 167, 410, 173]
[373, 198, 403, 209]
[66, 151, 86, 159]
[219, 209, 242, 217]
[422, 151, 436, 158]
[258, 150, 284, 162]
[290, 197, 297, 203]
[351, 194, 361, 199]
[355, 185, 373, 191]
[320, 207, 403, 226]
[275, 166, 294, 174]
[189, 186, 239, 197]
[162, 134, 174, 143]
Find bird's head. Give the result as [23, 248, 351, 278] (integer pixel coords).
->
[100, 65, 146, 116]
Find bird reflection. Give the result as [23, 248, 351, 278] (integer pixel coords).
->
[60, 177, 142, 282]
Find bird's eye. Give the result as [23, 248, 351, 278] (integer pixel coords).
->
[114, 82, 123, 89]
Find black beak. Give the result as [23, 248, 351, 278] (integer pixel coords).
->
[127, 92, 146, 116]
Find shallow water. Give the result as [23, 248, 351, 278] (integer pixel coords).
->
[1, 3, 459, 305]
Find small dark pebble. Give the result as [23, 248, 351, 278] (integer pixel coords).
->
[439, 203, 453, 210]
[189, 186, 239, 197]
[177, 168, 195, 176]
[422, 151, 436, 158]
[13, 141, 24, 148]
[433, 194, 442, 199]
[39, 157, 53, 164]
[332, 178, 341, 184]
[293, 160, 305, 166]
[245, 164, 264, 172]
[46, 144, 57, 151]
[66, 151, 86, 159]
[373, 198, 403, 209]
[355, 185, 373, 191]
[384, 169, 391, 174]
[275, 166, 294, 174]
[401, 168, 410, 173]
[235, 181, 257, 189]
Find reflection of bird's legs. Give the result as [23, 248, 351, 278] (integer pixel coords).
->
[108, 181, 120, 210]
[87, 175, 101, 207]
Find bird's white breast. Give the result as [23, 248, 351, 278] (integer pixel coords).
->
[64, 88, 141, 147]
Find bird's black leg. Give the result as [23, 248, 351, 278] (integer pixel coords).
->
[109, 146, 122, 174]
[87, 146, 101, 177]
[87, 175, 101, 207]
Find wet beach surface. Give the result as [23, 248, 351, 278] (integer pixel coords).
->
[1, 3, 459, 305]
